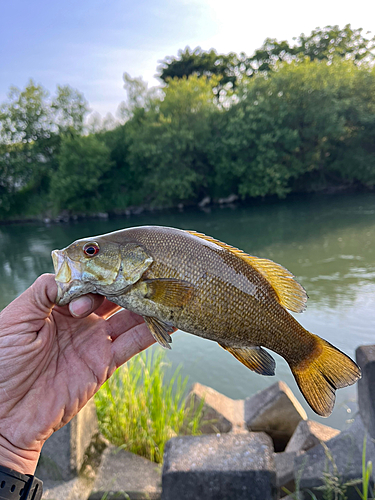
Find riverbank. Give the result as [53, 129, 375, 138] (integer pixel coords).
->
[39, 341, 375, 499]
[0, 185, 369, 226]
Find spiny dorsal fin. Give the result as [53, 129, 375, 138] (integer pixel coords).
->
[187, 230, 307, 313]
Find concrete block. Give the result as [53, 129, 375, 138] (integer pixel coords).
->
[38, 399, 99, 481]
[283, 494, 303, 500]
[186, 383, 245, 434]
[245, 381, 307, 451]
[162, 433, 277, 500]
[42, 477, 92, 500]
[295, 414, 375, 500]
[356, 345, 375, 439]
[274, 451, 297, 492]
[285, 420, 340, 455]
[89, 446, 162, 500]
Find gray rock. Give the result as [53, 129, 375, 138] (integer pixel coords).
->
[42, 477, 92, 500]
[38, 399, 99, 481]
[274, 451, 297, 491]
[356, 345, 375, 439]
[198, 196, 211, 208]
[283, 493, 303, 500]
[162, 433, 277, 500]
[186, 383, 245, 434]
[218, 194, 238, 204]
[285, 420, 340, 455]
[245, 381, 307, 451]
[89, 446, 162, 500]
[295, 414, 375, 500]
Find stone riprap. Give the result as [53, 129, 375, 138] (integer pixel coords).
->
[356, 344, 375, 439]
[35, 345, 375, 500]
[162, 433, 277, 500]
[285, 420, 340, 455]
[186, 382, 245, 434]
[89, 446, 162, 500]
[274, 451, 297, 492]
[294, 414, 375, 500]
[245, 381, 307, 451]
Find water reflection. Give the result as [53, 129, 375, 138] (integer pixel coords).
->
[1, 192, 374, 429]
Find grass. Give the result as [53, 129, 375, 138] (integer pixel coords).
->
[94, 349, 204, 464]
[283, 436, 374, 500]
[356, 436, 374, 500]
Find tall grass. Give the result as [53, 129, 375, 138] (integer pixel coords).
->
[94, 349, 203, 463]
[284, 437, 374, 500]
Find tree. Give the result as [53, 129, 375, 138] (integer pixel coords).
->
[248, 24, 375, 74]
[0, 80, 56, 216]
[52, 85, 89, 134]
[210, 58, 375, 198]
[117, 72, 159, 122]
[157, 47, 251, 93]
[125, 75, 220, 206]
[0, 79, 53, 145]
[0, 80, 90, 217]
[50, 134, 113, 212]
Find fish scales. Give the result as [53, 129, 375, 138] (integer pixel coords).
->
[120, 227, 314, 363]
[52, 225, 361, 417]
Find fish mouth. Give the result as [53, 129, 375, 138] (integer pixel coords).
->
[52, 249, 94, 305]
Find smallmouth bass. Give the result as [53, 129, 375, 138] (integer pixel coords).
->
[52, 225, 361, 417]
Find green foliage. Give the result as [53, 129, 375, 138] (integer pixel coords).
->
[94, 350, 203, 464]
[1, 25, 375, 221]
[297, 25, 375, 64]
[124, 75, 220, 206]
[0, 80, 88, 218]
[50, 134, 113, 212]
[52, 85, 89, 134]
[0, 80, 57, 217]
[247, 24, 375, 74]
[158, 26, 375, 88]
[355, 436, 374, 500]
[117, 72, 158, 121]
[158, 46, 251, 95]
[210, 59, 375, 198]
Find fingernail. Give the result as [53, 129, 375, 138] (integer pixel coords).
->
[69, 296, 93, 317]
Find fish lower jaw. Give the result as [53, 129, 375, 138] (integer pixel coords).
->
[55, 280, 96, 306]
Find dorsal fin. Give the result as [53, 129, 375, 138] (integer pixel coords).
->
[186, 230, 307, 313]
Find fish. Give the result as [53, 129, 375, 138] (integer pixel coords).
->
[51, 225, 361, 417]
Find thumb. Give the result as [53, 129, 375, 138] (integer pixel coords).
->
[69, 294, 104, 318]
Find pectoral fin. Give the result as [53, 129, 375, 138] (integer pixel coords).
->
[220, 344, 276, 376]
[144, 278, 194, 307]
[144, 316, 176, 350]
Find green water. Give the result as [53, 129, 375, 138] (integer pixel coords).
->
[1, 192, 375, 430]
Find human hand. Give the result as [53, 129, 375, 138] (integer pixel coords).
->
[0, 274, 155, 475]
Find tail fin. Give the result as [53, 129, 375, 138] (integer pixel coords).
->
[291, 335, 361, 417]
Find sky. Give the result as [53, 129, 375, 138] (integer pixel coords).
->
[1, 0, 375, 119]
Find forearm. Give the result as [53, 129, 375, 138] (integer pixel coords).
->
[0, 435, 40, 475]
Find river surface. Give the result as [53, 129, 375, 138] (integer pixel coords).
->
[1, 192, 375, 430]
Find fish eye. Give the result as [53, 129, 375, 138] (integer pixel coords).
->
[83, 242, 100, 257]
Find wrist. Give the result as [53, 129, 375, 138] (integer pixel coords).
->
[0, 464, 43, 500]
[0, 436, 40, 475]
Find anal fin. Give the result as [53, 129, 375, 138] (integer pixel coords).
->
[144, 316, 176, 350]
[220, 344, 276, 376]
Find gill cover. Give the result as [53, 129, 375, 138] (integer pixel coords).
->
[52, 238, 154, 306]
